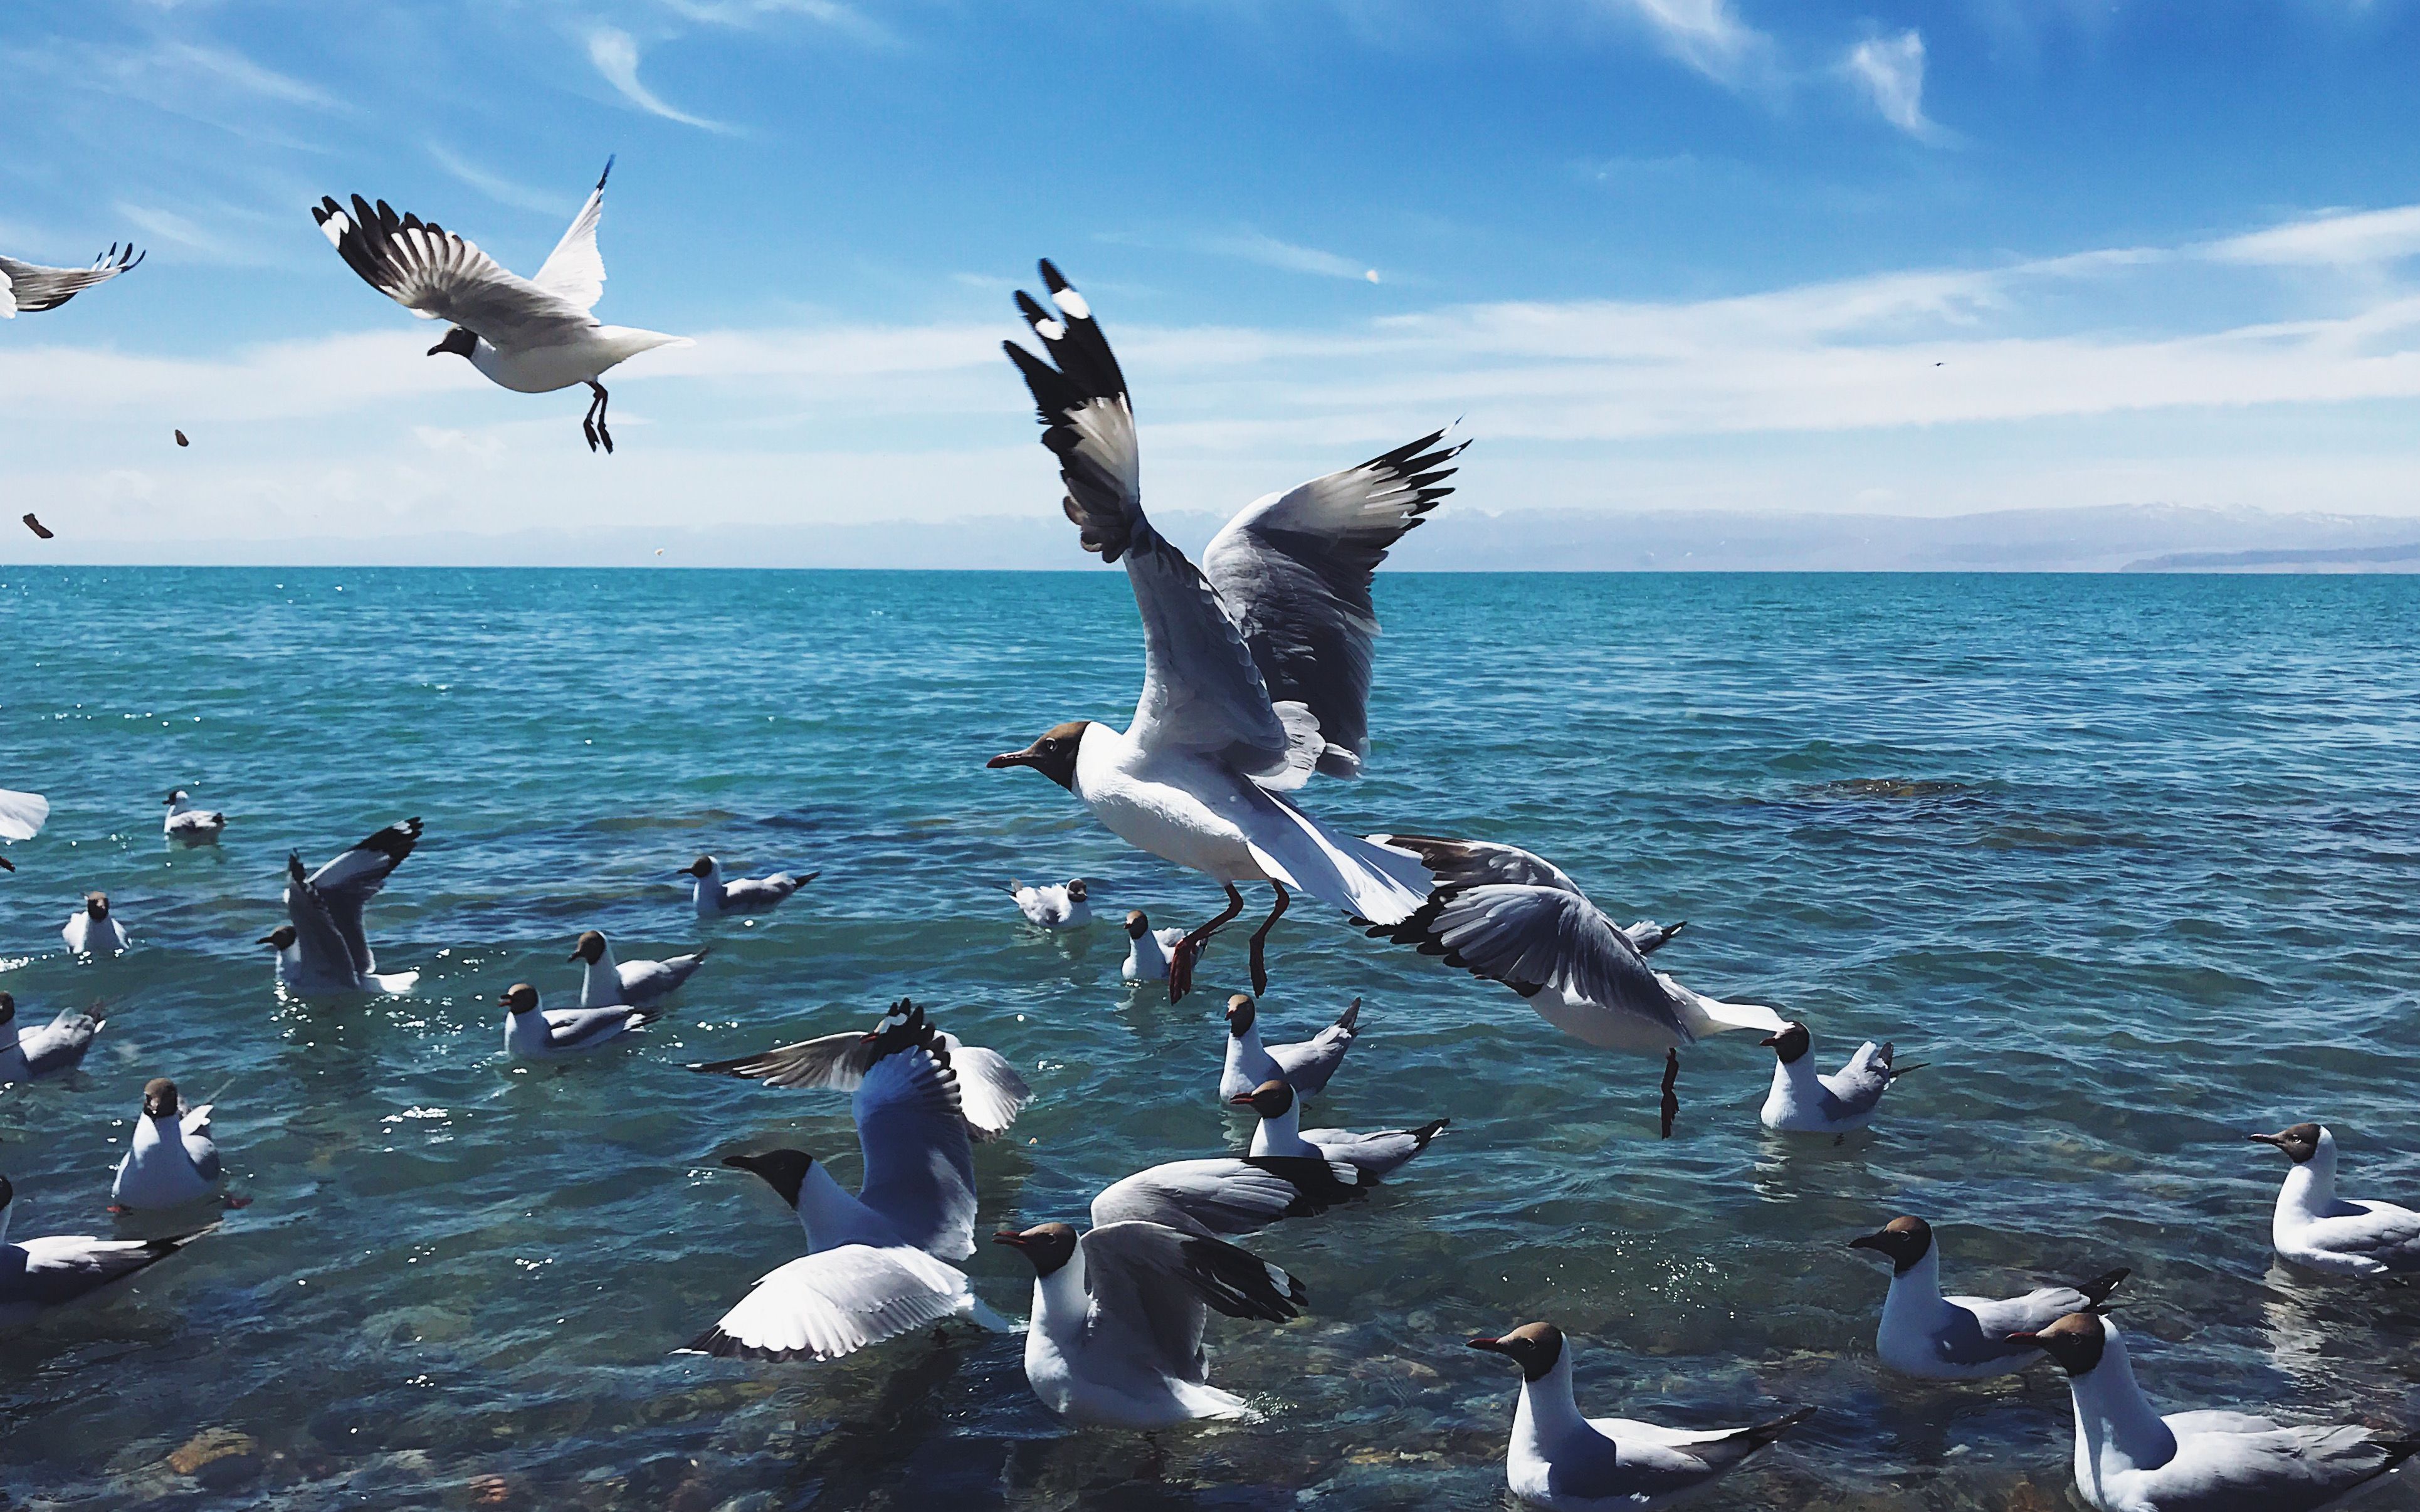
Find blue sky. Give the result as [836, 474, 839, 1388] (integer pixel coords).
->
[5, 1, 2420, 555]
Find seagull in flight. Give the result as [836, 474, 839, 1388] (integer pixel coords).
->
[312, 158, 689, 453]
[991, 260, 1454, 1001]
[1, 244, 142, 318]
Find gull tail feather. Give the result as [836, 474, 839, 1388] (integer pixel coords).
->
[1244, 794, 1431, 927]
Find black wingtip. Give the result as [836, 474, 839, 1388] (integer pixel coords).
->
[2077, 1267, 2130, 1307]
[1737, 1406, 1816, 1449]
[1039, 258, 1070, 292]
[598, 154, 616, 191]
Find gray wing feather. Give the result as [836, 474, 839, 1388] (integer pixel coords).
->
[1819, 1042, 1894, 1116]
[303, 819, 421, 974]
[284, 858, 364, 981]
[2305, 1204, 2420, 1270]
[542, 1007, 645, 1049]
[1269, 1022, 1356, 1096]
[1363, 834, 1581, 893]
[1200, 432, 1463, 778]
[939, 1038, 1032, 1141]
[1090, 1157, 1367, 1239]
[2149, 1420, 2407, 1509]
[4, 1229, 208, 1308]
[851, 1041, 978, 1261]
[1079, 1221, 1305, 1386]
[687, 1244, 966, 1362]
[1542, 1425, 1725, 1503]
[691, 1031, 875, 1091]
[0, 246, 142, 314]
[313, 196, 593, 344]
[1400, 885, 1686, 1036]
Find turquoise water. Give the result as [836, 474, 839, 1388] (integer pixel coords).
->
[2, 567, 2417, 1510]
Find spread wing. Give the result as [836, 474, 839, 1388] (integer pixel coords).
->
[0, 788, 50, 842]
[688, 1026, 1029, 1142]
[1365, 834, 1581, 894]
[1002, 261, 1294, 777]
[851, 1017, 979, 1260]
[940, 1038, 1033, 1142]
[301, 819, 421, 974]
[531, 158, 611, 312]
[1078, 1221, 1305, 1385]
[1202, 431, 1461, 779]
[1090, 1156, 1369, 1239]
[0, 246, 142, 317]
[683, 1243, 967, 1362]
[313, 194, 595, 345]
[1379, 885, 1685, 1035]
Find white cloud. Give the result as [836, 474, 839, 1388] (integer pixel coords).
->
[658, 0, 893, 45]
[586, 28, 730, 132]
[2206, 204, 2420, 266]
[1607, 0, 1772, 85]
[1197, 230, 1381, 283]
[1844, 29, 1941, 141]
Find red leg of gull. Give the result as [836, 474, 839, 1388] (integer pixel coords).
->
[1168, 883, 1245, 1005]
[1246, 881, 1290, 996]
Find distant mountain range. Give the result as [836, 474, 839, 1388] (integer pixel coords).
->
[14, 503, 2420, 572]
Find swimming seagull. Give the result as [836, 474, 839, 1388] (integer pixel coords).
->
[0, 992, 104, 1082]
[1120, 909, 1188, 983]
[1759, 1022, 1918, 1136]
[1366, 834, 1774, 1137]
[1004, 878, 1090, 929]
[266, 818, 423, 994]
[162, 789, 226, 845]
[569, 930, 709, 1009]
[1089, 1147, 1372, 1241]
[312, 159, 690, 453]
[680, 856, 815, 918]
[62, 892, 129, 955]
[2009, 1311, 2416, 1512]
[1467, 1322, 1814, 1511]
[0, 1174, 216, 1326]
[690, 998, 1032, 1142]
[0, 244, 143, 318]
[2249, 1123, 2420, 1277]
[110, 1078, 224, 1210]
[991, 260, 1455, 1002]
[500, 983, 656, 1058]
[1849, 1215, 2127, 1381]
[993, 1219, 1307, 1426]
[1233, 1078, 1446, 1180]
[1219, 993, 1359, 1101]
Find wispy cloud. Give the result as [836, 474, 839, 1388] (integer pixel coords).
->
[1844, 30, 1943, 142]
[586, 28, 730, 132]
[1198, 230, 1382, 283]
[111, 201, 266, 265]
[2206, 204, 2420, 266]
[1606, 0, 1773, 87]
[152, 40, 336, 109]
[658, 0, 894, 45]
[427, 144, 574, 216]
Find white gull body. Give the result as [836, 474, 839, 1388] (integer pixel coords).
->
[0, 993, 102, 1082]
[1120, 910, 1189, 982]
[111, 1080, 223, 1210]
[61, 895, 129, 956]
[162, 789, 226, 844]
[571, 930, 708, 1009]
[683, 856, 814, 918]
[2252, 1123, 2420, 1278]
[1219, 993, 1359, 1100]
[1852, 1216, 2126, 1382]
[1759, 1022, 1912, 1135]
[1236, 1078, 1445, 1180]
[500, 985, 653, 1058]
[1006, 878, 1091, 928]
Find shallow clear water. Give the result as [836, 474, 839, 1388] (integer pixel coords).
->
[1, 567, 2416, 1511]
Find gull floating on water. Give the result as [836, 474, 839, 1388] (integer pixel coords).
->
[1004, 877, 1090, 929]
[313, 158, 688, 453]
[993, 1219, 1307, 1425]
[0, 992, 103, 1082]
[267, 818, 422, 994]
[2250, 1123, 2420, 1277]
[1850, 1215, 2126, 1380]
[501, 984, 655, 1058]
[111, 1078, 224, 1210]
[1120, 909, 1188, 982]
[1367, 834, 1773, 1137]
[1219, 993, 1359, 1101]
[569, 929, 708, 1009]
[680, 856, 814, 918]
[1467, 1321, 1813, 1511]
[690, 997, 1032, 1142]
[61, 892, 127, 956]
[1759, 1022, 1918, 1136]
[991, 260, 1454, 1002]
[0, 1173, 216, 1326]
[162, 789, 226, 845]
[2010, 1311, 2416, 1512]
[0, 243, 142, 318]
[1234, 1078, 1445, 1180]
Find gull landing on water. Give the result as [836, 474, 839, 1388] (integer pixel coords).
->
[313, 158, 690, 453]
[268, 819, 423, 994]
[991, 260, 1458, 1002]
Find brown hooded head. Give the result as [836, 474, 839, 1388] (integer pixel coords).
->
[1849, 1215, 1933, 1274]
[85, 892, 110, 920]
[1226, 994, 1258, 1038]
[1760, 1021, 1811, 1064]
[571, 930, 608, 964]
[2248, 1123, 2323, 1164]
[680, 856, 717, 878]
[428, 325, 478, 359]
[1468, 1321, 1565, 1382]
[2007, 1311, 2108, 1377]
[986, 722, 1090, 790]
[257, 923, 297, 950]
[142, 1077, 179, 1119]
[1065, 878, 1088, 902]
[499, 983, 540, 1015]
[1231, 1078, 1293, 1118]
[993, 1221, 1080, 1278]
[1125, 910, 1150, 940]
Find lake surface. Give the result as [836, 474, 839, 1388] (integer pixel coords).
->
[2, 567, 2416, 1511]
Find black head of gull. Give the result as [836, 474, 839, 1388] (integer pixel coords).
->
[570, 930, 608, 964]
[1468, 1321, 1564, 1382]
[257, 924, 297, 950]
[2007, 1311, 2108, 1377]
[1849, 1215, 1933, 1274]
[499, 984, 540, 1016]
[2249, 1123, 2323, 1164]
[84, 892, 110, 920]
[427, 325, 477, 360]
[1124, 910, 1150, 939]
[993, 1222, 1079, 1278]
[1065, 878, 1088, 902]
[0, 992, 13, 1027]
[723, 1149, 814, 1210]
[1226, 994, 1258, 1039]
[986, 722, 1090, 791]
[680, 856, 717, 878]
[1230, 1078, 1293, 1118]
[143, 1077, 179, 1119]
[164, 789, 186, 806]
[0, 1173, 11, 1212]
[1759, 1021, 1812, 1064]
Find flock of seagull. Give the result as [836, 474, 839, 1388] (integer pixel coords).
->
[6, 165, 2419, 1509]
